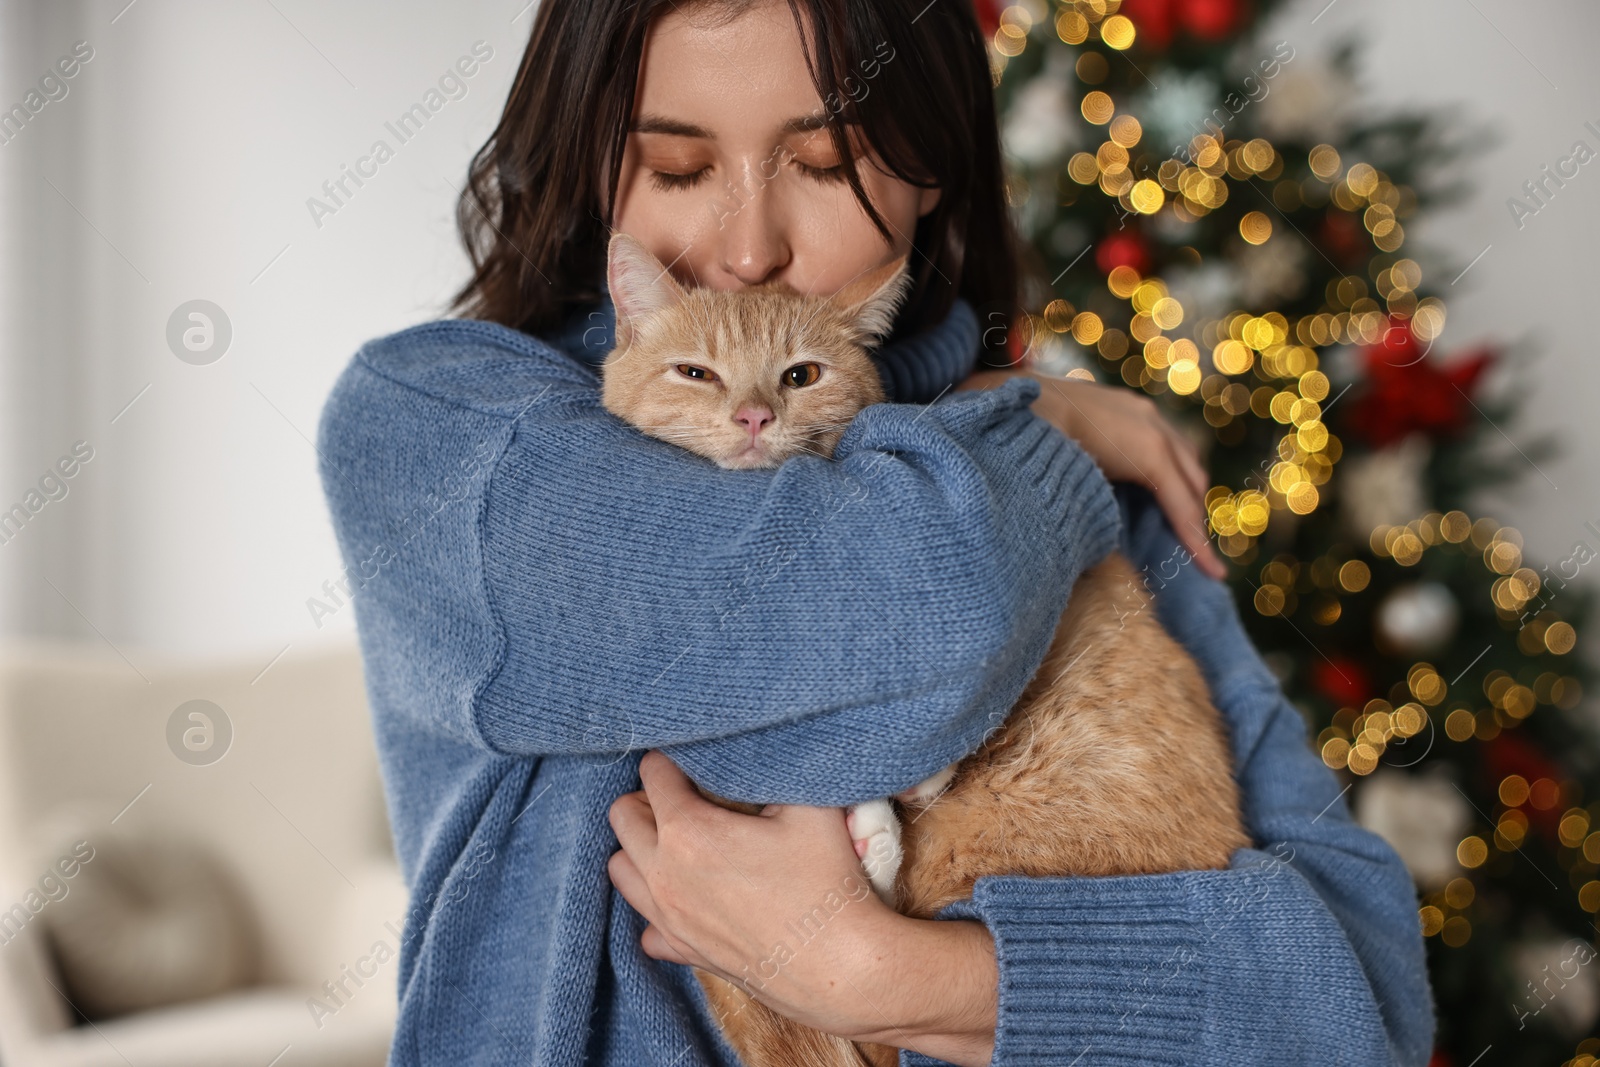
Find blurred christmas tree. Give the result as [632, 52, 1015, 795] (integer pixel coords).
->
[974, 0, 1600, 1063]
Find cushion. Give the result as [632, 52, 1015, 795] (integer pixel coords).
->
[39, 830, 259, 1020]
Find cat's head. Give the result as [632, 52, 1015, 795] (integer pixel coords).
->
[599, 232, 906, 469]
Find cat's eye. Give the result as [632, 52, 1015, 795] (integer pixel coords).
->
[675, 363, 718, 382]
[781, 363, 822, 388]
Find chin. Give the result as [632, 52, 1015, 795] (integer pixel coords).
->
[716, 452, 780, 470]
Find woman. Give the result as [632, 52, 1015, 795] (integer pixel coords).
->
[316, 1, 1435, 1064]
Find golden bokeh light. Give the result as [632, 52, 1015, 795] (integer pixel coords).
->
[1080, 90, 1114, 124]
[1107, 265, 1142, 298]
[1100, 14, 1136, 49]
[1309, 144, 1341, 179]
[1056, 9, 1089, 44]
[1071, 311, 1104, 344]
[1150, 296, 1184, 329]
[1067, 151, 1100, 184]
[1129, 178, 1165, 214]
[1545, 621, 1577, 654]
[1214, 339, 1253, 375]
[1239, 211, 1273, 244]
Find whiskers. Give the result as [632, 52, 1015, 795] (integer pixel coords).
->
[643, 425, 712, 442]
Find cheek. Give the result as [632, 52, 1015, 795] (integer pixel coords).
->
[612, 153, 707, 264]
[788, 168, 921, 293]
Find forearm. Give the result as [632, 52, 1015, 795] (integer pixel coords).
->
[955, 366, 1025, 391]
[476, 374, 1124, 784]
[844, 913, 999, 1067]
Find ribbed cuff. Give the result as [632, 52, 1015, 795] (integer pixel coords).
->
[902, 875, 1203, 1067]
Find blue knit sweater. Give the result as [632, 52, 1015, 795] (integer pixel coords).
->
[315, 292, 1436, 1067]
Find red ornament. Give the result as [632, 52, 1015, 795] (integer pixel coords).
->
[1095, 231, 1151, 276]
[970, 0, 1003, 38]
[1427, 1049, 1453, 1067]
[1178, 0, 1244, 40]
[1119, 0, 1175, 49]
[1318, 211, 1369, 266]
[1342, 323, 1496, 448]
[1483, 731, 1567, 843]
[1310, 656, 1372, 707]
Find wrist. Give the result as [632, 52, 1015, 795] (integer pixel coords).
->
[848, 911, 998, 1067]
[954, 367, 1022, 392]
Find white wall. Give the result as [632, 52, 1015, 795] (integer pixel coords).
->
[1, 0, 1597, 669]
[1, 0, 527, 663]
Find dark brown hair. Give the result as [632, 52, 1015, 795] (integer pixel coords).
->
[450, 0, 1019, 356]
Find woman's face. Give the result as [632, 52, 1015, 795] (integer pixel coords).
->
[612, 0, 940, 298]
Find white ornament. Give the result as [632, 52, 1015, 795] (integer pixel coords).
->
[1377, 582, 1460, 657]
[1337, 432, 1432, 541]
[1511, 935, 1600, 1037]
[1255, 55, 1359, 144]
[1131, 71, 1222, 156]
[1235, 235, 1308, 308]
[1163, 261, 1238, 325]
[1003, 53, 1082, 167]
[1354, 767, 1471, 891]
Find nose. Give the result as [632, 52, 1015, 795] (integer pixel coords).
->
[734, 405, 774, 438]
[711, 171, 792, 288]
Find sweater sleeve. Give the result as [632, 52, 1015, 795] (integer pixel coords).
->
[902, 484, 1437, 1067]
[472, 369, 1122, 805]
[319, 321, 1123, 806]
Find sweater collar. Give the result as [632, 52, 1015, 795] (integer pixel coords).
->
[547, 287, 978, 378]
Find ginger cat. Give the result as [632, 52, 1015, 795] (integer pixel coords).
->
[599, 232, 1249, 1067]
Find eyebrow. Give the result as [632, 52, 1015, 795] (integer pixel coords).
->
[630, 111, 834, 138]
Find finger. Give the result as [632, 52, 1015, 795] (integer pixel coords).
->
[1147, 461, 1220, 580]
[1164, 438, 1222, 579]
[609, 790, 660, 859]
[607, 849, 660, 926]
[639, 749, 725, 829]
[762, 801, 849, 836]
[1152, 434, 1228, 580]
[1165, 422, 1210, 502]
[640, 923, 694, 966]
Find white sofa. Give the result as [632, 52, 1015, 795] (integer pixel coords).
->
[0, 639, 405, 1067]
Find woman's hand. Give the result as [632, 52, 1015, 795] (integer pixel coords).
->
[957, 367, 1228, 580]
[608, 750, 999, 1067]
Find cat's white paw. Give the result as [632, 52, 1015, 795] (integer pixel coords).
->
[893, 764, 957, 807]
[846, 799, 902, 908]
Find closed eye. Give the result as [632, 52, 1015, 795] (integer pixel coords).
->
[650, 168, 709, 192]
[675, 363, 718, 382]
[796, 162, 845, 184]
[651, 162, 842, 192]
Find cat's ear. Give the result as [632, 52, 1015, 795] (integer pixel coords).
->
[828, 255, 912, 347]
[607, 232, 687, 345]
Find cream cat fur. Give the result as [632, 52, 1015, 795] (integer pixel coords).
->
[599, 232, 1249, 1067]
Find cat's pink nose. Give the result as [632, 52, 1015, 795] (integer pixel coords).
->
[734, 406, 774, 437]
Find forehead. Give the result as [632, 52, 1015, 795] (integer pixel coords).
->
[679, 290, 844, 351]
[634, 1, 827, 141]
